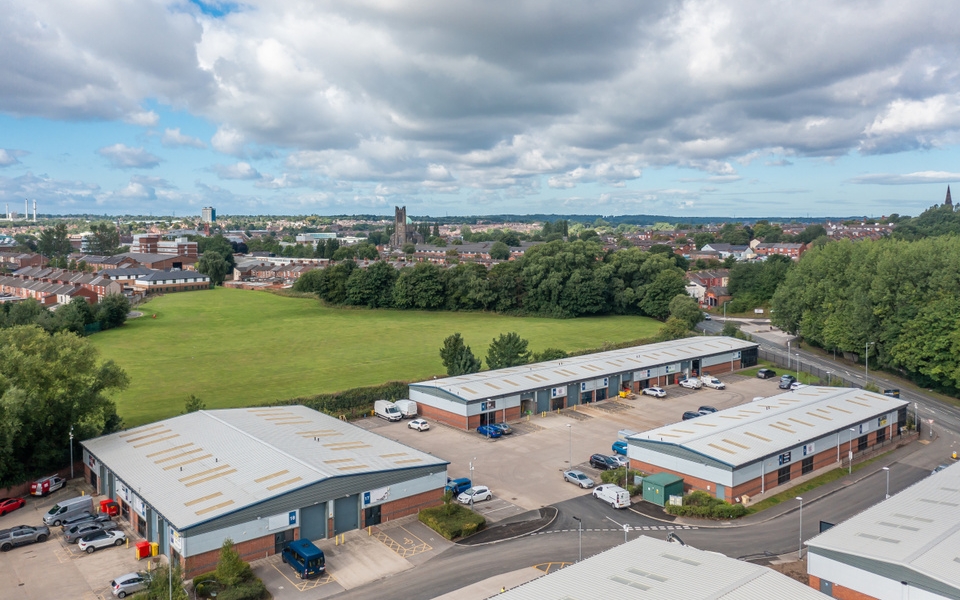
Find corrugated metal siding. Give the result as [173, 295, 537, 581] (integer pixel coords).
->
[184, 465, 442, 536]
[807, 548, 960, 598]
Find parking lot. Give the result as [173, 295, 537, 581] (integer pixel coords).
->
[0, 484, 150, 600]
[367, 372, 781, 512]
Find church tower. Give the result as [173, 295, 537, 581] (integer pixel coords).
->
[946, 185, 953, 206]
[390, 206, 408, 246]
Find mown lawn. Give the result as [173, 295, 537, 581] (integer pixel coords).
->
[91, 287, 662, 426]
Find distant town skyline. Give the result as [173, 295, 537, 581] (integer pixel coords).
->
[3, 2, 960, 218]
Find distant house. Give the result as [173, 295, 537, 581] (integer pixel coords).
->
[131, 270, 211, 294]
[751, 241, 805, 260]
[700, 243, 750, 261]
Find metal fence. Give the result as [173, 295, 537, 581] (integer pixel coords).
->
[759, 348, 854, 388]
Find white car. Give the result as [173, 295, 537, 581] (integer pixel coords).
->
[457, 486, 492, 504]
[77, 529, 126, 554]
[790, 381, 808, 390]
[642, 386, 666, 398]
[408, 419, 430, 431]
[610, 454, 629, 467]
[701, 376, 725, 390]
[679, 378, 702, 389]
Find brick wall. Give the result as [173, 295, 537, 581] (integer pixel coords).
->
[372, 488, 444, 525]
[418, 403, 467, 429]
[807, 575, 878, 600]
[183, 532, 275, 579]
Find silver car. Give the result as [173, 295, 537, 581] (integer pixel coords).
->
[111, 571, 152, 598]
[563, 470, 595, 488]
[64, 520, 118, 543]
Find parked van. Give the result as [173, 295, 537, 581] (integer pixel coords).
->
[592, 484, 631, 509]
[374, 400, 402, 422]
[43, 496, 94, 527]
[281, 539, 325, 579]
[30, 475, 66, 496]
[393, 399, 418, 419]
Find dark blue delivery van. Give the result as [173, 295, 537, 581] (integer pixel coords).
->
[281, 539, 326, 579]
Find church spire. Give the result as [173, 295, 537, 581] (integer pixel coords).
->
[946, 185, 953, 206]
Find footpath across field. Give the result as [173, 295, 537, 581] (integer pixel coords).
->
[92, 287, 661, 426]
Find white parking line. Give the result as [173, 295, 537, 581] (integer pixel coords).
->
[605, 516, 626, 529]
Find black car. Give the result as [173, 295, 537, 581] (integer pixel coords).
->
[698, 405, 718, 415]
[757, 368, 777, 379]
[682, 411, 701, 420]
[589, 454, 620, 470]
[779, 375, 797, 389]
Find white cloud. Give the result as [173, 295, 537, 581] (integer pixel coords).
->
[96, 144, 161, 169]
[0, 149, 28, 167]
[162, 128, 206, 149]
[849, 171, 960, 185]
[124, 110, 159, 126]
[212, 161, 262, 180]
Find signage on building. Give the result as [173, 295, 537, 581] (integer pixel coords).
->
[551, 387, 566, 398]
[877, 416, 887, 427]
[802, 443, 815, 456]
[170, 527, 182, 551]
[778, 451, 792, 465]
[268, 511, 297, 531]
[363, 486, 391, 507]
[116, 482, 129, 502]
[665, 364, 679, 374]
[133, 496, 146, 518]
[480, 400, 496, 411]
[87, 453, 98, 470]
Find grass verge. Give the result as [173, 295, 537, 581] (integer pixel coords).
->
[419, 503, 486, 540]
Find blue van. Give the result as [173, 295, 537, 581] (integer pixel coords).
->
[281, 539, 325, 579]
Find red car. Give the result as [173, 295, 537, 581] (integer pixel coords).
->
[0, 497, 25, 516]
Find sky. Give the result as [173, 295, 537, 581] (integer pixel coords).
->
[3, 1, 960, 219]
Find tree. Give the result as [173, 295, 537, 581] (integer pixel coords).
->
[196, 234, 236, 270]
[55, 297, 96, 335]
[354, 243, 379, 260]
[669, 294, 703, 329]
[0, 326, 128, 486]
[140, 564, 189, 600]
[639, 269, 687, 320]
[488, 241, 510, 260]
[37, 223, 72, 259]
[88, 222, 121, 255]
[394, 263, 445, 309]
[533, 347, 568, 362]
[439, 333, 482, 376]
[345, 261, 398, 308]
[332, 245, 357, 261]
[486, 332, 531, 370]
[215, 538, 253, 587]
[184, 395, 206, 413]
[654, 317, 692, 342]
[499, 230, 521, 247]
[402, 243, 416, 255]
[96, 293, 130, 331]
[197, 250, 231, 286]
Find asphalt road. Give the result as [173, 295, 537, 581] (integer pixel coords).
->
[340, 323, 960, 599]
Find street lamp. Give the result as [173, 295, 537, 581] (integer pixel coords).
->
[796, 497, 804, 560]
[825, 371, 831, 386]
[865, 341, 874, 384]
[787, 341, 791, 370]
[883, 466, 890, 499]
[567, 424, 572, 466]
[572, 516, 582, 562]
[723, 300, 730, 323]
[69, 426, 74, 479]
[795, 354, 800, 381]
[848, 428, 856, 474]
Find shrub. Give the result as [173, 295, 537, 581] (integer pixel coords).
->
[665, 490, 747, 519]
[600, 467, 645, 495]
[419, 504, 486, 540]
[217, 580, 267, 600]
[274, 381, 410, 419]
[215, 539, 252, 587]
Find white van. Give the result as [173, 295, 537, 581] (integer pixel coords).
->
[394, 399, 418, 419]
[43, 495, 94, 527]
[374, 400, 402, 422]
[592, 484, 631, 509]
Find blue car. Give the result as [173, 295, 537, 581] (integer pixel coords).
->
[612, 440, 627, 456]
[477, 424, 503, 438]
[444, 477, 472, 495]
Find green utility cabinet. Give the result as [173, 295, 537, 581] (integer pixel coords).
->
[642, 472, 684, 507]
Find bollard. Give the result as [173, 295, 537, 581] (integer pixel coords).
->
[368, 526, 371, 536]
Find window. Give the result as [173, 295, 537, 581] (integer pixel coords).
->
[777, 465, 791, 485]
[801, 457, 814, 475]
[876, 427, 886, 443]
[858, 435, 868, 452]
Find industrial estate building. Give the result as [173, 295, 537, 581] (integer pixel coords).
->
[81, 406, 447, 577]
[806, 462, 960, 599]
[627, 387, 909, 502]
[409, 337, 759, 430]
[497, 535, 827, 599]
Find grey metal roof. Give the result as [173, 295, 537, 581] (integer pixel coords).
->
[411, 337, 757, 403]
[497, 535, 826, 599]
[81, 406, 447, 530]
[632, 387, 908, 468]
[806, 462, 960, 593]
[135, 270, 210, 282]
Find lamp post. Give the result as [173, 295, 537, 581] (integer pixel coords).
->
[865, 341, 874, 384]
[826, 371, 831, 386]
[848, 428, 856, 474]
[787, 341, 791, 370]
[795, 354, 800, 381]
[69, 426, 74, 480]
[883, 466, 890, 499]
[572, 516, 582, 562]
[567, 424, 572, 466]
[796, 497, 804, 560]
[723, 301, 729, 323]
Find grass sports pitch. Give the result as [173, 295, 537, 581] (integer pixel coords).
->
[91, 287, 662, 426]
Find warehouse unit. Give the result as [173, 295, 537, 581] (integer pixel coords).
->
[806, 463, 960, 599]
[627, 387, 908, 501]
[496, 535, 827, 599]
[81, 406, 448, 577]
[409, 336, 758, 430]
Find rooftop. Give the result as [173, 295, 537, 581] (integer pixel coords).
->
[81, 406, 448, 531]
[632, 387, 908, 468]
[411, 337, 757, 403]
[497, 535, 826, 599]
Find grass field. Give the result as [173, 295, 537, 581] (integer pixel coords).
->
[91, 287, 663, 426]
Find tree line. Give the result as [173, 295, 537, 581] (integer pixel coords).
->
[771, 234, 960, 394]
[0, 295, 129, 335]
[292, 239, 688, 319]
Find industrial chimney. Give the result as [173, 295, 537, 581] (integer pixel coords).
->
[33, 199, 37, 222]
